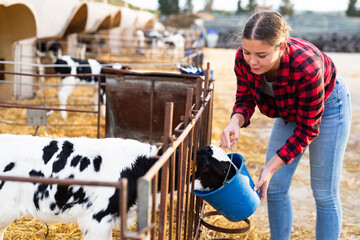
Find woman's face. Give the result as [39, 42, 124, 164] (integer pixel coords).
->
[242, 38, 284, 75]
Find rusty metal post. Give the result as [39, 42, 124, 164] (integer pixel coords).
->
[119, 179, 128, 239]
[151, 174, 158, 240]
[184, 88, 193, 126]
[184, 129, 194, 240]
[181, 88, 193, 237]
[178, 142, 189, 239]
[163, 102, 174, 151]
[175, 142, 184, 239]
[204, 62, 210, 94]
[188, 125, 200, 240]
[158, 102, 173, 240]
[176, 88, 193, 239]
[195, 77, 202, 110]
[168, 152, 176, 240]
[200, 62, 213, 146]
[205, 63, 213, 145]
[97, 76, 101, 138]
[149, 80, 155, 144]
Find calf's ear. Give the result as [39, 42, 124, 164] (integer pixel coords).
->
[196, 146, 213, 172]
[197, 145, 213, 157]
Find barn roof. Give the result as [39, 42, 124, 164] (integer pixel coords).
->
[117, 7, 157, 35]
[84, 1, 112, 33]
[104, 4, 122, 28]
[134, 10, 156, 30]
[118, 7, 139, 31]
[1, 0, 125, 40]
[1, 0, 156, 41]
[27, 0, 87, 40]
[0, 0, 37, 41]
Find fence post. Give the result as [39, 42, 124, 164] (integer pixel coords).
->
[205, 62, 213, 145]
[195, 77, 202, 110]
[158, 102, 173, 240]
[137, 178, 151, 240]
[120, 179, 128, 239]
[97, 75, 101, 138]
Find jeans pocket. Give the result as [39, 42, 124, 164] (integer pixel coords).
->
[325, 91, 338, 106]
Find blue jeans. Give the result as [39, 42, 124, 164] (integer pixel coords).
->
[266, 76, 351, 240]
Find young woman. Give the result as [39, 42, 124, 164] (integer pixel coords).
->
[220, 10, 351, 240]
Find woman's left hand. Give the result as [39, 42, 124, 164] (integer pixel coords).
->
[254, 154, 285, 201]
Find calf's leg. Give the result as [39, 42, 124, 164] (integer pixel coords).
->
[0, 228, 6, 240]
[58, 77, 76, 119]
[78, 218, 113, 240]
[93, 90, 106, 118]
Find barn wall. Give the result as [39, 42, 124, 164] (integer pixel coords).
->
[0, 3, 36, 101]
[13, 38, 37, 99]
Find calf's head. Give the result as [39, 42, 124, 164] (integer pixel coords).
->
[194, 145, 237, 192]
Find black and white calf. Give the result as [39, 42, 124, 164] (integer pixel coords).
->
[194, 145, 237, 191]
[54, 56, 126, 119]
[0, 134, 235, 240]
[0, 134, 158, 240]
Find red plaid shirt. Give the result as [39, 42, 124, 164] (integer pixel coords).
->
[233, 37, 337, 164]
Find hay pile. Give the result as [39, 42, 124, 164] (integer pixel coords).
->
[4, 217, 82, 240]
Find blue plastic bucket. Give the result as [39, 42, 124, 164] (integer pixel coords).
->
[194, 153, 260, 222]
[206, 28, 219, 48]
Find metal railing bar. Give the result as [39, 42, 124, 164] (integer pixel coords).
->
[0, 61, 122, 68]
[0, 120, 103, 127]
[0, 103, 97, 113]
[0, 175, 123, 188]
[0, 60, 197, 68]
[0, 70, 103, 78]
[141, 92, 212, 181]
[0, 79, 105, 87]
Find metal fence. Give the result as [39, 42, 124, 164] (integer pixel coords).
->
[0, 69, 104, 137]
[135, 63, 214, 240]
[0, 63, 214, 239]
[34, 31, 204, 73]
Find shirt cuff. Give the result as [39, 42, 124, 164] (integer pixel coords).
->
[276, 147, 293, 164]
[231, 109, 250, 128]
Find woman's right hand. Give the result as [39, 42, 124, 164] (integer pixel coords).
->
[220, 114, 245, 149]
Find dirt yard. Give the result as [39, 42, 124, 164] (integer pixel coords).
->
[205, 48, 360, 239]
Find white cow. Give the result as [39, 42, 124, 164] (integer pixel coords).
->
[54, 56, 125, 119]
[164, 33, 186, 59]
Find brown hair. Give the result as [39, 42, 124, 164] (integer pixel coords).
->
[242, 10, 292, 46]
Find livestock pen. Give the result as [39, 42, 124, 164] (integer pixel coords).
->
[0, 37, 204, 137]
[0, 60, 225, 239]
[0, 69, 105, 138]
[32, 28, 204, 75]
[76, 29, 203, 66]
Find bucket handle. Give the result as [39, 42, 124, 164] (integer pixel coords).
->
[223, 147, 238, 184]
[200, 210, 251, 234]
